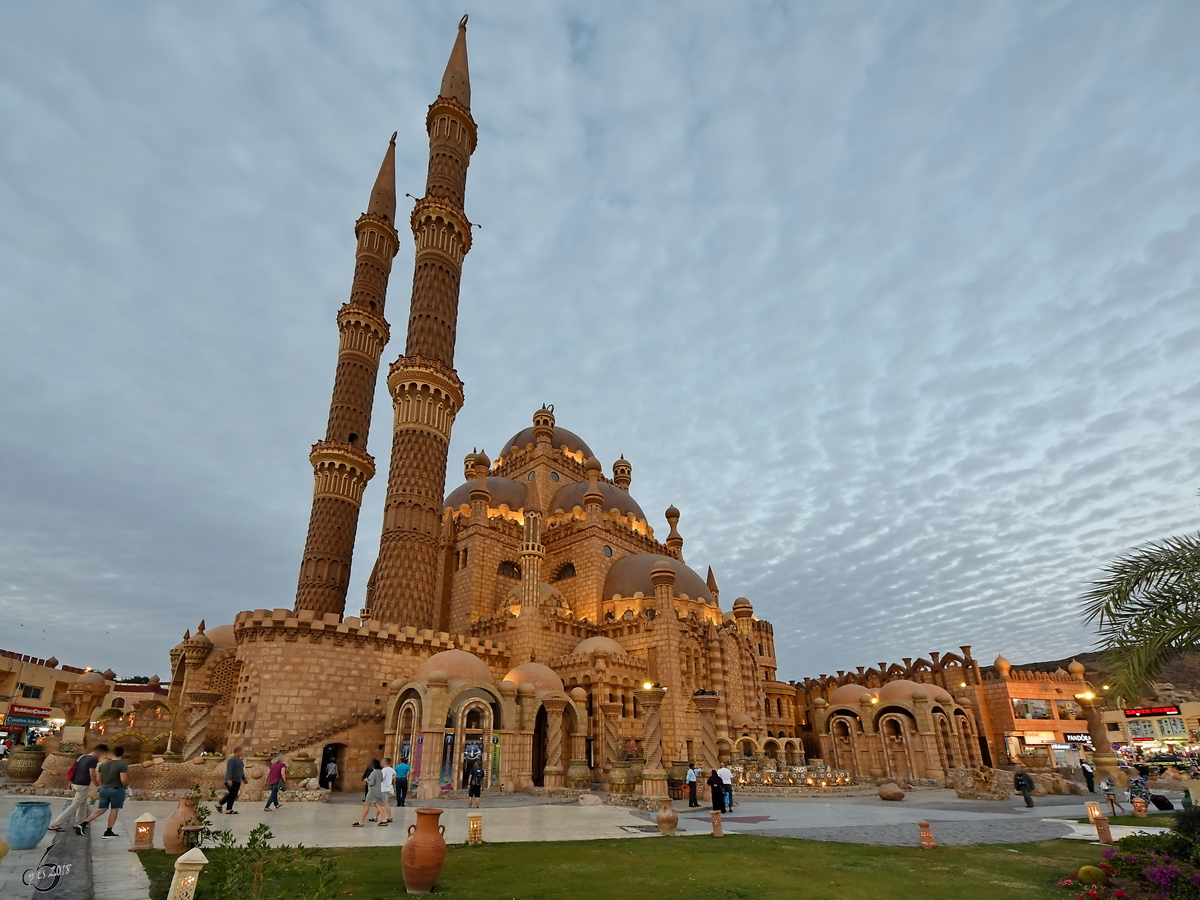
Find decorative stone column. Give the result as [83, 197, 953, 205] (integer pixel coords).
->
[693, 692, 720, 801]
[635, 686, 668, 799]
[516, 683, 537, 790]
[1078, 691, 1126, 786]
[600, 701, 622, 786]
[541, 697, 567, 788]
[182, 692, 224, 760]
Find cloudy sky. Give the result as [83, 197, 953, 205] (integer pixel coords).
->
[2, 2, 1198, 681]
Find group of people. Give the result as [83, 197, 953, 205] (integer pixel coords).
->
[683, 764, 736, 813]
[47, 743, 131, 838]
[354, 757, 415, 826]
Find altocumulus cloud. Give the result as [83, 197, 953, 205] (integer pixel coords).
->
[0, 2, 1198, 678]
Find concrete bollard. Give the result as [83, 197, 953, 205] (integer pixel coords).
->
[711, 810, 723, 837]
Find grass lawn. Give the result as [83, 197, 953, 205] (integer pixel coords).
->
[1073, 814, 1176, 827]
[140, 834, 1101, 899]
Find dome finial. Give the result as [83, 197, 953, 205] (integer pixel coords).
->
[665, 506, 683, 561]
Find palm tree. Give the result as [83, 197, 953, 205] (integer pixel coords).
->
[1082, 531, 1200, 703]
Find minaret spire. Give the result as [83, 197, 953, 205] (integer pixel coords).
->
[370, 19, 478, 628]
[294, 136, 399, 618]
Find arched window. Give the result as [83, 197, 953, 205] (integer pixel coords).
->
[110, 697, 125, 709]
[497, 561, 521, 579]
[776, 698, 783, 718]
[553, 563, 576, 581]
[765, 698, 771, 718]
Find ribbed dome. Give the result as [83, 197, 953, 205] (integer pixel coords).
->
[602, 554, 714, 604]
[415, 650, 491, 683]
[504, 425, 593, 459]
[574, 636, 626, 657]
[445, 476, 528, 510]
[502, 663, 564, 693]
[551, 481, 645, 520]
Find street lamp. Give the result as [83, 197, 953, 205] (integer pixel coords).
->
[167, 847, 207, 900]
[132, 813, 156, 851]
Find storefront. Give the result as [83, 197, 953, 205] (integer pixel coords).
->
[1102, 704, 1200, 761]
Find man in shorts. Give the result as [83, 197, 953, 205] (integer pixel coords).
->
[380, 758, 397, 809]
[52, 743, 105, 833]
[467, 763, 484, 808]
[80, 745, 129, 838]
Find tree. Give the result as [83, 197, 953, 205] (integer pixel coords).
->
[1082, 531, 1200, 703]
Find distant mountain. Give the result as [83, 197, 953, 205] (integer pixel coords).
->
[980, 649, 1200, 705]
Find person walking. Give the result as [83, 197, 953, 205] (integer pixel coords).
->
[1081, 760, 1095, 793]
[467, 763, 484, 808]
[361, 761, 374, 800]
[80, 746, 129, 839]
[394, 757, 412, 807]
[706, 769, 725, 812]
[353, 759, 389, 827]
[52, 743, 105, 833]
[717, 763, 734, 811]
[1102, 776, 1126, 815]
[323, 757, 338, 790]
[380, 758, 396, 819]
[264, 754, 288, 812]
[686, 764, 699, 807]
[1013, 767, 1035, 808]
[219, 746, 245, 814]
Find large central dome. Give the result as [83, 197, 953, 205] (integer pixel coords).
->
[502, 425, 593, 460]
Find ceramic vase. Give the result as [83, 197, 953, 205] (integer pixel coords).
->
[6, 747, 46, 784]
[656, 800, 678, 836]
[6, 801, 52, 850]
[606, 760, 633, 794]
[162, 797, 197, 855]
[565, 759, 592, 790]
[401, 808, 447, 894]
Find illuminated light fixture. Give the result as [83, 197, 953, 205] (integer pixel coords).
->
[918, 820, 936, 849]
[132, 813, 156, 851]
[467, 813, 483, 846]
[1102, 685, 1111, 691]
[870, 698, 878, 704]
[1085, 801, 1103, 823]
[643, 683, 654, 690]
[168, 847, 208, 900]
[960, 682, 967, 688]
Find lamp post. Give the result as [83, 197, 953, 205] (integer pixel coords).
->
[167, 847, 207, 900]
[1075, 691, 1126, 787]
[131, 813, 156, 851]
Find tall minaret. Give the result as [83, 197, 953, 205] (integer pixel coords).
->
[371, 16, 476, 628]
[294, 136, 399, 618]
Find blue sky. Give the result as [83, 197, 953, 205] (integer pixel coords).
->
[1, 2, 1198, 680]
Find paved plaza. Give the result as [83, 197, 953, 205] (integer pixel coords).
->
[0, 787, 1180, 898]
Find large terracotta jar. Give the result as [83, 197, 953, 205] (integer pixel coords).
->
[162, 797, 198, 855]
[6, 746, 46, 784]
[656, 799, 678, 836]
[401, 808, 447, 894]
[6, 801, 52, 850]
[288, 754, 318, 781]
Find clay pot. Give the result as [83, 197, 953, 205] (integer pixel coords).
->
[6, 747, 46, 784]
[606, 761, 634, 794]
[162, 797, 198, 855]
[288, 754, 318, 781]
[629, 759, 645, 785]
[656, 800, 678, 836]
[6, 801, 51, 850]
[401, 808, 447, 894]
[565, 759, 592, 790]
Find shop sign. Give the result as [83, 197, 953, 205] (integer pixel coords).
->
[1064, 733, 1092, 743]
[8, 703, 52, 717]
[1050, 744, 1072, 750]
[2, 715, 48, 728]
[1124, 706, 1181, 718]
[1022, 731, 1057, 745]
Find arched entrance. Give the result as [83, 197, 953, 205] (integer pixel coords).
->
[531, 706, 548, 787]
[321, 743, 347, 791]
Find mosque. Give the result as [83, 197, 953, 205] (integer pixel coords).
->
[158, 19, 1093, 799]
[164, 17, 801, 799]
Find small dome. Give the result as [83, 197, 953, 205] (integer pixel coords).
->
[732, 597, 753, 609]
[651, 559, 675, 575]
[1068, 659, 1086, 676]
[813, 697, 827, 707]
[473, 449, 491, 469]
[878, 680, 924, 704]
[503, 663, 563, 693]
[504, 582, 566, 609]
[551, 481, 646, 520]
[574, 636, 626, 657]
[830, 683, 873, 706]
[584, 456, 602, 474]
[665, 504, 680, 519]
[911, 687, 929, 701]
[101, 668, 116, 680]
[994, 655, 1011, 676]
[78, 671, 106, 685]
[45, 656, 59, 668]
[934, 692, 953, 705]
[731, 713, 755, 730]
[569, 686, 587, 702]
[415, 650, 492, 684]
[445, 476, 528, 511]
[186, 631, 213, 649]
[205, 624, 236, 649]
[149, 675, 160, 685]
[603, 555, 714, 604]
[503, 424, 593, 459]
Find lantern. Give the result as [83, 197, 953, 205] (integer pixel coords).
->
[918, 820, 936, 850]
[467, 813, 483, 846]
[1132, 797, 1148, 817]
[132, 813, 157, 851]
[167, 847, 208, 900]
[1085, 801, 1103, 823]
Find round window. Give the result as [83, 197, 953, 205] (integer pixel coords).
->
[603, 545, 612, 557]
[551, 472, 560, 482]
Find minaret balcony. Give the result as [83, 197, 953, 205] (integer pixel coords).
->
[309, 440, 376, 505]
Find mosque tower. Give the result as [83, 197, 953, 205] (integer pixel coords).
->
[369, 16, 476, 628]
[293, 135, 399, 618]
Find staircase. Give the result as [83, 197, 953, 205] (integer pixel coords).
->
[268, 710, 387, 756]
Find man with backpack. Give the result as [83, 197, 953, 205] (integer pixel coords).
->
[49, 743, 106, 833]
[1013, 767, 1036, 808]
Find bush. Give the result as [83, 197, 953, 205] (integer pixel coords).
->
[1116, 831, 1194, 859]
[1175, 807, 1200, 845]
[1101, 846, 1200, 900]
[203, 824, 337, 900]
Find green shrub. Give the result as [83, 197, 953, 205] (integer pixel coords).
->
[1116, 830, 1193, 858]
[1175, 805, 1200, 844]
